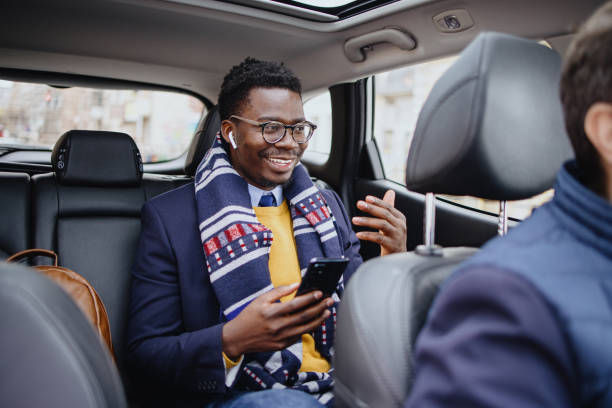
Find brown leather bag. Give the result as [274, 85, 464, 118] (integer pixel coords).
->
[6, 249, 115, 359]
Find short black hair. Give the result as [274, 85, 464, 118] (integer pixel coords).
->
[560, 1, 612, 187]
[218, 57, 302, 120]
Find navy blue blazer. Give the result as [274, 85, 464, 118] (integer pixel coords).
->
[126, 182, 362, 405]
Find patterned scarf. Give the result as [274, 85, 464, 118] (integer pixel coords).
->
[194, 136, 344, 405]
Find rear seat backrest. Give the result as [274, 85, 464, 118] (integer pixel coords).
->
[184, 107, 220, 177]
[30, 130, 189, 396]
[0, 172, 30, 259]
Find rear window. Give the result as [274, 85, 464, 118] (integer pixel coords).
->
[0, 80, 205, 163]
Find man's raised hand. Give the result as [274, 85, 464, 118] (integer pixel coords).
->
[352, 189, 407, 256]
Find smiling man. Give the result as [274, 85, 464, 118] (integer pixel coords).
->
[127, 58, 406, 408]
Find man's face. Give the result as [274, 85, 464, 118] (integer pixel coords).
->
[224, 87, 308, 190]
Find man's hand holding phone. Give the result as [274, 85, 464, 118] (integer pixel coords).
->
[222, 257, 348, 359]
[222, 284, 333, 360]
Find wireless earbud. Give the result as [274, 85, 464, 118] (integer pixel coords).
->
[228, 131, 237, 149]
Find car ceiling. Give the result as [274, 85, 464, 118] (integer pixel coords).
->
[0, 0, 606, 102]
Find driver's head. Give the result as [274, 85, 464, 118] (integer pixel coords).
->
[561, 1, 612, 193]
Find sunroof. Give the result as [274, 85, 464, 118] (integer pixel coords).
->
[270, 0, 399, 19]
[216, 0, 400, 21]
[286, 0, 357, 7]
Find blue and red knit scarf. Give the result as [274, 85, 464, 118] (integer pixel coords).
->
[195, 136, 344, 405]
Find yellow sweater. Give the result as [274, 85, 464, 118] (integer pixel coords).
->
[223, 200, 331, 373]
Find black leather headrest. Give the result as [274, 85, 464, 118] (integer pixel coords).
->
[184, 107, 221, 177]
[52, 130, 143, 187]
[405, 32, 573, 200]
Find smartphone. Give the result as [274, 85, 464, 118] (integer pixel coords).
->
[296, 257, 349, 297]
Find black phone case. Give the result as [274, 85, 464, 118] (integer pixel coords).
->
[296, 257, 349, 297]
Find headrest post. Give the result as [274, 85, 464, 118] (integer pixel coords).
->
[498, 200, 508, 236]
[424, 192, 436, 246]
[416, 192, 443, 256]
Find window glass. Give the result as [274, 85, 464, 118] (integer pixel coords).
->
[375, 56, 458, 184]
[303, 91, 332, 156]
[374, 57, 553, 220]
[0, 80, 205, 162]
[438, 190, 555, 220]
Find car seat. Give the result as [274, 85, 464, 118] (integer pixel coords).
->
[0, 262, 127, 407]
[333, 32, 574, 408]
[184, 107, 221, 177]
[30, 129, 189, 403]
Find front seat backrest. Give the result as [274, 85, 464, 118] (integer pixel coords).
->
[334, 32, 573, 408]
[334, 247, 477, 407]
[0, 262, 126, 408]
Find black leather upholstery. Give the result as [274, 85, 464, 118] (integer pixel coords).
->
[184, 107, 220, 176]
[0, 262, 127, 408]
[335, 33, 570, 408]
[405, 32, 573, 200]
[32, 173, 144, 371]
[30, 130, 190, 402]
[0, 172, 30, 259]
[52, 130, 143, 186]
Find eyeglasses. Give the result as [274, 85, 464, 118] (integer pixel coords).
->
[230, 115, 317, 144]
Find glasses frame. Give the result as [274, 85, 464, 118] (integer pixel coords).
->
[229, 115, 317, 144]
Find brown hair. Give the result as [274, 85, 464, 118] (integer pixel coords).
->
[560, 1, 612, 187]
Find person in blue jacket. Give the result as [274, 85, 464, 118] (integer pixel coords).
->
[127, 58, 407, 408]
[406, 2, 612, 407]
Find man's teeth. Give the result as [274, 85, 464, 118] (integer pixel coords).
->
[268, 158, 293, 165]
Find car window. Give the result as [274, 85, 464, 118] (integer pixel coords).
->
[374, 57, 553, 220]
[437, 190, 555, 220]
[303, 90, 332, 157]
[0, 80, 205, 163]
[374, 56, 458, 183]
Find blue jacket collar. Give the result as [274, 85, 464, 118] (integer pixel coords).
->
[552, 160, 612, 259]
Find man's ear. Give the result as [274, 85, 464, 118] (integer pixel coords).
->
[220, 120, 236, 147]
[585, 102, 612, 167]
